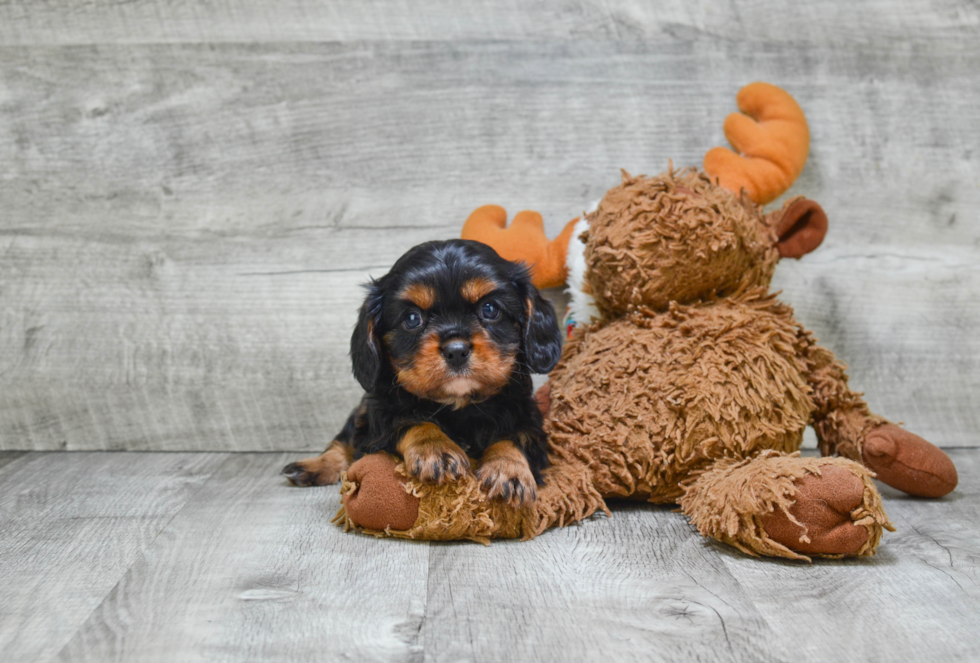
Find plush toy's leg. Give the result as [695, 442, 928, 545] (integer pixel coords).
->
[679, 451, 893, 562]
[335, 451, 606, 543]
[802, 339, 957, 497]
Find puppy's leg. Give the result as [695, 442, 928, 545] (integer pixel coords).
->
[282, 442, 354, 487]
[477, 440, 538, 507]
[282, 401, 362, 486]
[397, 423, 470, 485]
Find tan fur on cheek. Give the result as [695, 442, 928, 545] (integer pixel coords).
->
[393, 328, 516, 406]
[394, 333, 450, 398]
[467, 328, 516, 396]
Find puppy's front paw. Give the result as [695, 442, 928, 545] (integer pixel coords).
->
[477, 441, 537, 508]
[405, 444, 470, 485]
[398, 423, 470, 485]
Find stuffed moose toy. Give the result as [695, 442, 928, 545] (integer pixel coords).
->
[313, 83, 958, 560]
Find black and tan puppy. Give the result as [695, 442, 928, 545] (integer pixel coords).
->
[282, 239, 562, 506]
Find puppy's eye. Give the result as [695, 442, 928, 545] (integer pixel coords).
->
[403, 311, 424, 330]
[480, 301, 500, 320]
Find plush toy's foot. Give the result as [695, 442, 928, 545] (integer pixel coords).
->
[862, 424, 958, 498]
[336, 452, 527, 542]
[681, 451, 894, 561]
[761, 466, 871, 555]
[534, 383, 551, 417]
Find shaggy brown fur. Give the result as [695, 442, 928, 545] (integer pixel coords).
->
[583, 169, 779, 315]
[547, 289, 813, 504]
[802, 338, 887, 460]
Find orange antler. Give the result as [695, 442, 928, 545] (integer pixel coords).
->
[461, 205, 577, 290]
[703, 82, 810, 205]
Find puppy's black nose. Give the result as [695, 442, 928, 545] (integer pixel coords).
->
[441, 339, 472, 369]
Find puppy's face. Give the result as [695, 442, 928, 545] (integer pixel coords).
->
[351, 240, 562, 405]
[384, 271, 521, 405]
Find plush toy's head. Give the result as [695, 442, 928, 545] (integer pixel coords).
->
[461, 82, 829, 318]
[581, 168, 828, 316]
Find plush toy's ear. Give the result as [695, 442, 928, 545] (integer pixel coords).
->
[350, 281, 386, 391]
[522, 286, 563, 374]
[772, 197, 828, 259]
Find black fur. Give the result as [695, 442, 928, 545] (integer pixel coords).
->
[350, 283, 385, 392]
[345, 239, 562, 483]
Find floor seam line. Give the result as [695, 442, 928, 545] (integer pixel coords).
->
[45, 452, 233, 663]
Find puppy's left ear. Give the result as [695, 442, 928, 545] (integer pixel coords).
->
[350, 280, 386, 392]
[522, 286, 563, 374]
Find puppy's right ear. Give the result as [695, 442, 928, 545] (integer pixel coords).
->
[350, 281, 385, 392]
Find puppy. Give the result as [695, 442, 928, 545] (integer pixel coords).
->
[282, 239, 563, 506]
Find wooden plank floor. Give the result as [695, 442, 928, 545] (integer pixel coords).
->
[1, 450, 977, 662]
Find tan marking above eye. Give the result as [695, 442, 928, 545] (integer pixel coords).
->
[400, 283, 436, 309]
[462, 278, 498, 304]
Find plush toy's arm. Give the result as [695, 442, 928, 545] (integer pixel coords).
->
[335, 450, 606, 542]
[461, 205, 578, 290]
[800, 333, 957, 498]
[801, 338, 884, 460]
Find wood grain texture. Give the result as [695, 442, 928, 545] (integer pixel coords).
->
[0, 450, 27, 470]
[0, 449, 976, 662]
[0, 451, 225, 663]
[421, 505, 781, 663]
[54, 453, 429, 663]
[1, 10, 978, 450]
[0, 0, 977, 44]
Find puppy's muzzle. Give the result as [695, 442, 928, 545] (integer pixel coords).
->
[441, 339, 472, 370]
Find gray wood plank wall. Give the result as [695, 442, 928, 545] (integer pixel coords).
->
[1, 2, 978, 450]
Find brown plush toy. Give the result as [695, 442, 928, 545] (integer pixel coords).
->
[335, 83, 958, 560]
